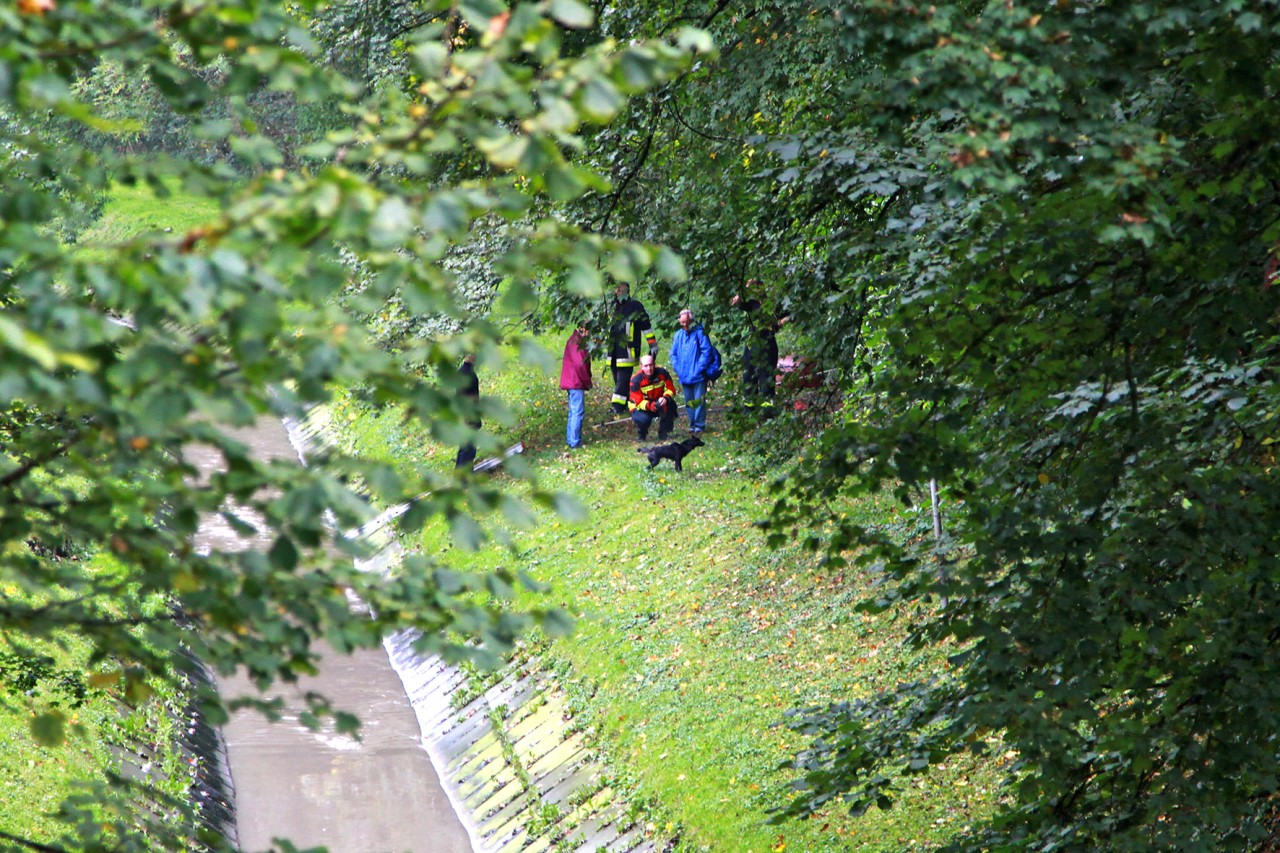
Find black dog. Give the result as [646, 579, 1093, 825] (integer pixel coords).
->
[637, 435, 704, 471]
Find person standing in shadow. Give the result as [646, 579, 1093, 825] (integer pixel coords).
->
[455, 353, 480, 469]
[731, 279, 789, 416]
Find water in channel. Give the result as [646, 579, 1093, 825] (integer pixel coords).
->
[187, 417, 472, 853]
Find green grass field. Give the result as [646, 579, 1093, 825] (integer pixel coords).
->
[330, 335, 1003, 852]
[72, 179, 222, 262]
[0, 630, 115, 843]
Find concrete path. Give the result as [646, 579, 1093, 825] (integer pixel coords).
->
[189, 418, 472, 853]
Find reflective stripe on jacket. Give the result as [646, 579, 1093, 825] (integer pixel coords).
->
[628, 367, 676, 412]
[609, 297, 656, 368]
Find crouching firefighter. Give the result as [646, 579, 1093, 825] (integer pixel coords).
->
[628, 354, 678, 441]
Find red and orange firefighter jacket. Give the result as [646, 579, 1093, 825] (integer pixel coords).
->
[628, 366, 677, 413]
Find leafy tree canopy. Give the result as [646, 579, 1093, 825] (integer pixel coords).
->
[1, 0, 706, 846]
[751, 2, 1280, 850]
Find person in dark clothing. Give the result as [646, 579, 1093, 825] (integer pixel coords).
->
[731, 279, 789, 413]
[627, 354, 677, 441]
[607, 282, 657, 415]
[454, 353, 480, 469]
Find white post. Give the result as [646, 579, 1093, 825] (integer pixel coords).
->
[930, 479, 942, 541]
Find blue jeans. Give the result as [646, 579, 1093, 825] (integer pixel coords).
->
[566, 389, 585, 448]
[683, 380, 707, 433]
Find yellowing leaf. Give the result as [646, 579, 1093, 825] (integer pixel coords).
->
[31, 711, 66, 746]
[87, 671, 120, 689]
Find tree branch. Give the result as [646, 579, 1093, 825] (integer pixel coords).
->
[383, 10, 449, 43]
[37, 4, 205, 61]
[0, 431, 85, 489]
[665, 98, 738, 143]
[598, 99, 661, 235]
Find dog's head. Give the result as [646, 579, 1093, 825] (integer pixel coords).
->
[686, 435, 705, 449]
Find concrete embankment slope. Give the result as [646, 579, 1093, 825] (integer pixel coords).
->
[384, 630, 659, 853]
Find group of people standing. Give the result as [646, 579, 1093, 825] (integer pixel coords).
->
[558, 280, 787, 451]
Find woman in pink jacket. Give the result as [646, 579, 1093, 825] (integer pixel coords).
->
[560, 325, 592, 450]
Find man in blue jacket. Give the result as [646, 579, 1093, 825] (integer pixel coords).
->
[669, 308, 712, 436]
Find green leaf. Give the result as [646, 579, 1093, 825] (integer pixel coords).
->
[370, 197, 414, 248]
[580, 78, 624, 122]
[459, 0, 508, 28]
[498, 278, 538, 314]
[450, 514, 485, 551]
[565, 264, 602, 296]
[268, 535, 299, 571]
[334, 712, 361, 736]
[518, 337, 556, 374]
[1237, 12, 1263, 32]
[538, 607, 575, 637]
[617, 50, 661, 91]
[0, 316, 58, 370]
[674, 27, 714, 54]
[545, 163, 588, 201]
[485, 571, 514, 598]
[423, 193, 470, 235]
[476, 133, 530, 169]
[411, 42, 448, 78]
[653, 246, 688, 283]
[500, 495, 537, 529]
[31, 711, 66, 747]
[548, 0, 594, 29]
[606, 243, 651, 282]
[228, 134, 284, 167]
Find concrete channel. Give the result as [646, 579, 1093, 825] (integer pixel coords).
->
[193, 410, 663, 852]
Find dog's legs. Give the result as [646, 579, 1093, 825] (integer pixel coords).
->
[674, 459, 682, 471]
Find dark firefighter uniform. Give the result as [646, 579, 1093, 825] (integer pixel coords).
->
[628, 364, 677, 440]
[736, 296, 782, 414]
[608, 295, 658, 413]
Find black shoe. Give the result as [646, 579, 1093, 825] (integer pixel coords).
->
[657, 431, 671, 440]
[637, 431, 648, 441]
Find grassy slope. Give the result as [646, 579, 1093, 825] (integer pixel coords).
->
[332, 335, 1002, 852]
[0, 633, 116, 842]
[74, 180, 222, 256]
[0, 185, 222, 845]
